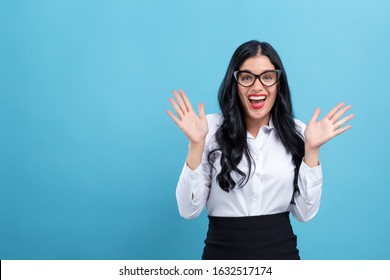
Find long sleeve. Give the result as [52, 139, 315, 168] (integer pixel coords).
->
[290, 160, 323, 222]
[175, 115, 220, 219]
[176, 162, 211, 219]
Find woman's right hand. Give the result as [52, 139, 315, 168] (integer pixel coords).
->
[166, 89, 209, 146]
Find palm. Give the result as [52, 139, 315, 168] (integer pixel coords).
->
[166, 90, 208, 144]
[305, 103, 354, 149]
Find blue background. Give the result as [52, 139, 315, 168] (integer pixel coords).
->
[0, 0, 389, 260]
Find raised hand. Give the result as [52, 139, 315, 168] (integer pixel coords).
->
[166, 90, 209, 145]
[305, 102, 354, 150]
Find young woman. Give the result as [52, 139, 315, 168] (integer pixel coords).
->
[166, 40, 354, 260]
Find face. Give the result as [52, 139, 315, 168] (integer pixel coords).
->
[236, 55, 278, 128]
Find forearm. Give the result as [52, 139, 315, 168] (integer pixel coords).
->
[290, 160, 323, 222]
[304, 143, 320, 168]
[186, 141, 205, 170]
[177, 152, 210, 219]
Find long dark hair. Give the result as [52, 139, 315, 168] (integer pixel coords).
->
[209, 40, 304, 193]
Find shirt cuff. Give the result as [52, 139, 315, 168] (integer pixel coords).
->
[300, 159, 322, 182]
[181, 162, 203, 180]
[177, 162, 205, 201]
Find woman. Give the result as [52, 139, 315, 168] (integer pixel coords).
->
[166, 40, 353, 260]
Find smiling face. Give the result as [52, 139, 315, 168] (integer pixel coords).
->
[237, 55, 278, 131]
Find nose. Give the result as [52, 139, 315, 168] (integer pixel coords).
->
[252, 76, 264, 90]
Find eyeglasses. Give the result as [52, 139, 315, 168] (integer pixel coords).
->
[233, 70, 282, 87]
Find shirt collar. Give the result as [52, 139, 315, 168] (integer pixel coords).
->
[264, 116, 276, 131]
[246, 116, 276, 140]
[215, 114, 276, 133]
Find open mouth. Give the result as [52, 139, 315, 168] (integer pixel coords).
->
[248, 95, 267, 109]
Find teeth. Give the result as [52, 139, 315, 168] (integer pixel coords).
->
[249, 96, 266, 100]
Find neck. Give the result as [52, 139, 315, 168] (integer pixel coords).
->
[245, 115, 270, 138]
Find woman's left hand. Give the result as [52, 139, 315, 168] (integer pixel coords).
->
[304, 102, 354, 150]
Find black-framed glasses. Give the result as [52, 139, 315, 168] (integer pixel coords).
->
[233, 70, 282, 87]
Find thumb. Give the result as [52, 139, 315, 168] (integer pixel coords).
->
[198, 102, 206, 119]
[310, 107, 321, 124]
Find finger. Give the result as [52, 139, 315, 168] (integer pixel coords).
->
[326, 102, 345, 120]
[334, 113, 354, 129]
[169, 97, 184, 119]
[173, 90, 188, 114]
[309, 108, 321, 124]
[331, 105, 352, 124]
[334, 125, 352, 137]
[198, 102, 206, 119]
[179, 89, 194, 113]
[166, 109, 182, 127]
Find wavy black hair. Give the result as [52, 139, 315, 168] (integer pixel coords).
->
[208, 40, 304, 193]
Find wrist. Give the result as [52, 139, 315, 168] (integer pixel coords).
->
[305, 145, 319, 155]
[189, 140, 205, 150]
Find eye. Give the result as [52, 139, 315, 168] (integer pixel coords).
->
[263, 75, 272, 80]
[261, 72, 276, 81]
[239, 73, 254, 81]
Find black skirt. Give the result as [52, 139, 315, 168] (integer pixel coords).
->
[202, 212, 300, 260]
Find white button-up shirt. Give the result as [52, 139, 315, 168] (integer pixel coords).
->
[176, 113, 323, 222]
